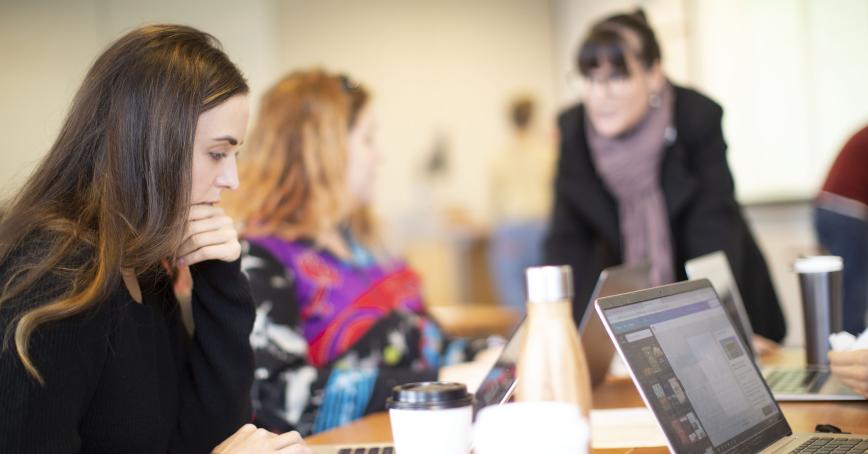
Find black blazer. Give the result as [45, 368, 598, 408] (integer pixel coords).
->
[544, 85, 787, 342]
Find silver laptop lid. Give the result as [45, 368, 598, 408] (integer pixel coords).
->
[579, 263, 651, 386]
[596, 280, 791, 454]
[473, 318, 525, 414]
[579, 263, 652, 331]
[686, 251, 756, 356]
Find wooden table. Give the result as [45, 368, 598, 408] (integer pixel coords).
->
[307, 349, 868, 452]
[427, 304, 522, 338]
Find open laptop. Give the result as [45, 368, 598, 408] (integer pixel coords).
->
[686, 251, 862, 401]
[468, 263, 647, 437]
[595, 279, 868, 453]
[685, 251, 756, 355]
[311, 263, 650, 453]
[580, 263, 651, 386]
[310, 318, 526, 454]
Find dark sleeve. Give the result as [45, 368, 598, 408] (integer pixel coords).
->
[544, 113, 603, 327]
[679, 104, 740, 253]
[0, 334, 31, 453]
[169, 258, 255, 453]
[679, 105, 786, 342]
[0, 271, 108, 454]
[243, 243, 315, 433]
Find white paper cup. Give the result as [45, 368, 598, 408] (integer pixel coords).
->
[474, 401, 589, 454]
[386, 382, 474, 454]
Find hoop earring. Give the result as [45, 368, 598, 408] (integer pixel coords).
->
[649, 92, 662, 108]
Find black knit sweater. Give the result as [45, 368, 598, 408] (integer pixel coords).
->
[0, 247, 255, 453]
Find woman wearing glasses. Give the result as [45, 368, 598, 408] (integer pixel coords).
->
[545, 9, 787, 351]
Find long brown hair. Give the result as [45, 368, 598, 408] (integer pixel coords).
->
[228, 69, 374, 246]
[0, 24, 248, 383]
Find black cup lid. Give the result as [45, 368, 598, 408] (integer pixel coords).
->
[385, 381, 474, 410]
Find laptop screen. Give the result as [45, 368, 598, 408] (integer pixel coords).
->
[600, 283, 790, 453]
[473, 320, 524, 413]
[579, 264, 651, 386]
[685, 251, 756, 356]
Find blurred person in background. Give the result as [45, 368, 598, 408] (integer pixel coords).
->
[815, 125, 868, 336]
[228, 69, 497, 436]
[488, 95, 556, 310]
[0, 25, 310, 453]
[544, 9, 786, 349]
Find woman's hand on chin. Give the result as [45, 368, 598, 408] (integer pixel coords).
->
[178, 204, 241, 266]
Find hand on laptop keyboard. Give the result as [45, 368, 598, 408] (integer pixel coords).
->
[752, 335, 780, 356]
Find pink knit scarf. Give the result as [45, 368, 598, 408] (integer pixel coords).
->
[586, 82, 676, 285]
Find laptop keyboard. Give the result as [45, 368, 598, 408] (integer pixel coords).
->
[765, 369, 829, 394]
[791, 437, 868, 453]
[336, 448, 393, 454]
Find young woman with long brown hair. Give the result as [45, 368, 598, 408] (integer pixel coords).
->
[0, 25, 310, 453]
[229, 69, 495, 436]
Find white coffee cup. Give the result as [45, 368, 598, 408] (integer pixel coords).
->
[474, 401, 589, 454]
[386, 381, 474, 454]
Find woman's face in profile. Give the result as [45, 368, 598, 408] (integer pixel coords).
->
[583, 47, 663, 138]
[190, 94, 250, 205]
[345, 106, 381, 207]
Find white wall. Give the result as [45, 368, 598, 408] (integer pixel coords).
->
[0, 0, 557, 239]
[271, 0, 558, 233]
[689, 0, 868, 203]
[0, 0, 278, 200]
[4, 1, 867, 214]
[9, 1, 865, 217]
[554, 0, 868, 203]
[0, 1, 102, 197]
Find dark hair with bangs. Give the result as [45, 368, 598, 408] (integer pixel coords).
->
[577, 9, 661, 77]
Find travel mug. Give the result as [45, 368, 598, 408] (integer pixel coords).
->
[794, 256, 843, 366]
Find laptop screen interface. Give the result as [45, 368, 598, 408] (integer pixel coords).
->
[473, 321, 524, 413]
[686, 253, 756, 355]
[603, 286, 790, 453]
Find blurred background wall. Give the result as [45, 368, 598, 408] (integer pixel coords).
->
[2, 0, 868, 345]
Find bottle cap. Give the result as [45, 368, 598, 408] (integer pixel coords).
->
[526, 265, 573, 303]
